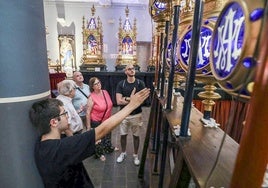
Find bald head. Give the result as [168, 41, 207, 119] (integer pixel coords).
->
[125, 64, 134, 71]
[73, 71, 84, 86]
[73, 71, 81, 79]
[124, 64, 135, 78]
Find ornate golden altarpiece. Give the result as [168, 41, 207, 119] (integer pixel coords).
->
[80, 5, 106, 71]
[115, 6, 139, 71]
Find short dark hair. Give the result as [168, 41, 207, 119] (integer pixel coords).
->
[29, 98, 63, 135]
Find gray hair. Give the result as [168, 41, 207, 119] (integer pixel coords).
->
[57, 80, 76, 96]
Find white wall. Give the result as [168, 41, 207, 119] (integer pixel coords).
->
[43, 1, 152, 71]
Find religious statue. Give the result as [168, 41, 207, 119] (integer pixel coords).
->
[58, 35, 75, 77]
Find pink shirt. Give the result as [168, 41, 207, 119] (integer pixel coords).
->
[90, 90, 113, 122]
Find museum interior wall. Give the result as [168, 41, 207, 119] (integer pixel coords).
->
[43, 1, 152, 72]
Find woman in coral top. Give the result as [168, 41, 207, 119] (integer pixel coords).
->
[86, 77, 118, 161]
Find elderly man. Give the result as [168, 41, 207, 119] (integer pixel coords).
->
[72, 71, 90, 128]
[56, 79, 83, 136]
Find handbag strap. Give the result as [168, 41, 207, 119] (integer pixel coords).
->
[77, 87, 88, 99]
[101, 90, 108, 122]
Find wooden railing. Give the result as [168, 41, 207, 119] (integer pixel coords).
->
[138, 91, 240, 187]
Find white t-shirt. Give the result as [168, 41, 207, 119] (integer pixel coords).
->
[57, 95, 83, 133]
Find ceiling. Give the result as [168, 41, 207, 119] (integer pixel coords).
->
[48, 0, 149, 6]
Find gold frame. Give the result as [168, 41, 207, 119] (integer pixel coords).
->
[116, 6, 138, 71]
[80, 5, 106, 71]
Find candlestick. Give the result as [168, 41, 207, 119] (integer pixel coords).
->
[196, 76, 221, 127]
[160, 20, 170, 98]
[157, 32, 164, 90]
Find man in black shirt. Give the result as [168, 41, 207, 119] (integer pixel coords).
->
[29, 87, 150, 187]
[116, 64, 146, 166]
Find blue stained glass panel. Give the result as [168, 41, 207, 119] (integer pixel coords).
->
[180, 26, 213, 70]
[212, 2, 245, 79]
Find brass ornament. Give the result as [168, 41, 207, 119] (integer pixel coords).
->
[210, 0, 265, 99]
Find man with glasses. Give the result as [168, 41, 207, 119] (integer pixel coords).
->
[56, 79, 83, 136]
[29, 87, 150, 187]
[116, 64, 146, 166]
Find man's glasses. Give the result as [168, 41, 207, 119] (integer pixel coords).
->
[57, 111, 68, 118]
[127, 67, 135, 71]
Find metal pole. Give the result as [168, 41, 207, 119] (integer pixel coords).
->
[230, 1, 268, 186]
[166, 5, 180, 110]
[180, 0, 204, 136]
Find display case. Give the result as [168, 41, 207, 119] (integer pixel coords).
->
[115, 6, 139, 71]
[80, 5, 106, 71]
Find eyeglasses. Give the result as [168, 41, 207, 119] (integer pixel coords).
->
[57, 111, 68, 118]
[127, 67, 135, 71]
[94, 82, 100, 86]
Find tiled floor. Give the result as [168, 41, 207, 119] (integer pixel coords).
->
[83, 106, 268, 188]
[83, 106, 151, 188]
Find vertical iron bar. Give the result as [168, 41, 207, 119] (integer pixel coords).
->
[138, 92, 157, 179]
[166, 5, 180, 110]
[180, 0, 204, 137]
[159, 4, 181, 187]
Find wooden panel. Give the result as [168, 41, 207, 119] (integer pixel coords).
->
[165, 95, 239, 187]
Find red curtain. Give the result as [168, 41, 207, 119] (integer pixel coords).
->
[49, 73, 66, 90]
[193, 100, 249, 143]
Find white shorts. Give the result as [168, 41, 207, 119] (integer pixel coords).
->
[120, 113, 143, 136]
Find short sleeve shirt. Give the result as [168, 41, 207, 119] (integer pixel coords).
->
[56, 95, 83, 133]
[116, 79, 145, 115]
[35, 130, 96, 187]
[72, 83, 90, 117]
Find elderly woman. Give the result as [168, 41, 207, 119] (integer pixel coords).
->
[86, 77, 118, 161]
